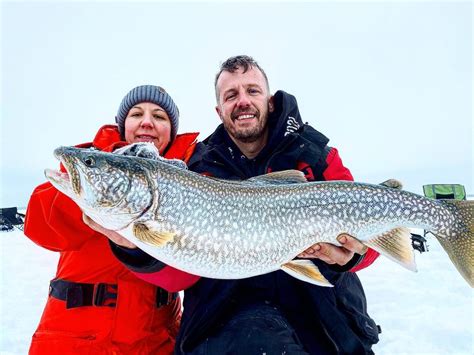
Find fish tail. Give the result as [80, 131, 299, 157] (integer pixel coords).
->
[435, 199, 474, 287]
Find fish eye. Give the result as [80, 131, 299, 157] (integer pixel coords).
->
[84, 156, 95, 167]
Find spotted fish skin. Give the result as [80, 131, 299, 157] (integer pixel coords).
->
[45, 144, 473, 287]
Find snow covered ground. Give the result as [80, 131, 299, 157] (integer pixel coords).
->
[0, 228, 472, 354]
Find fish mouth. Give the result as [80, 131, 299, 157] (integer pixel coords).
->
[44, 168, 69, 183]
[44, 167, 75, 197]
[44, 147, 82, 196]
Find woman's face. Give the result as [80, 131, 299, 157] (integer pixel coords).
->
[124, 102, 172, 153]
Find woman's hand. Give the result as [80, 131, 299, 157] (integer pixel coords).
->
[82, 213, 137, 249]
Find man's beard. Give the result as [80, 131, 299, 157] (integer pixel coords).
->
[225, 107, 269, 143]
[225, 120, 267, 143]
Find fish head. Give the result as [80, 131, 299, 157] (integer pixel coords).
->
[45, 146, 154, 230]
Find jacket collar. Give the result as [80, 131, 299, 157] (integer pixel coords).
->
[88, 124, 199, 160]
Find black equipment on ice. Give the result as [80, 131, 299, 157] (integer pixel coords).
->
[1, 207, 25, 232]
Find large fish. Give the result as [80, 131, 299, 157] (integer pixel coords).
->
[45, 143, 473, 287]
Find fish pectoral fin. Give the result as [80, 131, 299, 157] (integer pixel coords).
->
[247, 170, 307, 185]
[281, 260, 333, 287]
[132, 222, 175, 247]
[363, 227, 416, 272]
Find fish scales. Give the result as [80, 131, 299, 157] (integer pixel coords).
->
[45, 144, 473, 287]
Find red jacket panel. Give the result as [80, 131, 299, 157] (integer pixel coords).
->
[133, 266, 200, 293]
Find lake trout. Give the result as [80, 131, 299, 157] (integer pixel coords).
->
[45, 143, 473, 287]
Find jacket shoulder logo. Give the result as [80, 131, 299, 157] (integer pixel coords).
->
[284, 116, 300, 136]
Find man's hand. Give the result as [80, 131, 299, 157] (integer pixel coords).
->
[82, 213, 137, 249]
[297, 234, 368, 266]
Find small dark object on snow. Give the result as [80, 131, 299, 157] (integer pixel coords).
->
[1, 207, 25, 232]
[411, 233, 429, 253]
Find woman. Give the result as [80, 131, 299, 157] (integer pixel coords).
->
[24, 85, 200, 354]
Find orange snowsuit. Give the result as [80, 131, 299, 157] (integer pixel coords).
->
[24, 125, 200, 354]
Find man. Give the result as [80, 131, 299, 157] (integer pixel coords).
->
[107, 56, 381, 354]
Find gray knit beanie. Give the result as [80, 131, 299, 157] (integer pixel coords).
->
[115, 85, 179, 142]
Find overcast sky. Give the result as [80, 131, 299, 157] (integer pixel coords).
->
[1, 0, 472, 208]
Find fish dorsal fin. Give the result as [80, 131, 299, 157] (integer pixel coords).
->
[206, 170, 307, 187]
[247, 170, 307, 185]
[379, 179, 403, 190]
[281, 260, 333, 287]
[133, 222, 175, 247]
[363, 227, 416, 271]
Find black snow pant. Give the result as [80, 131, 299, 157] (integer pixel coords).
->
[186, 303, 310, 355]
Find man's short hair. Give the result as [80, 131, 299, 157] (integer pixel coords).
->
[214, 55, 270, 102]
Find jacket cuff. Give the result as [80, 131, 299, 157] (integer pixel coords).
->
[350, 248, 380, 272]
[327, 253, 364, 272]
[108, 240, 167, 273]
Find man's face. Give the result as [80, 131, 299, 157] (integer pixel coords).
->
[215, 66, 273, 144]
